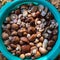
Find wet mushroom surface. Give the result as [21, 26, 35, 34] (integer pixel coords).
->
[2, 4, 58, 60]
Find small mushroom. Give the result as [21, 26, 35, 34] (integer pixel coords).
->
[36, 42, 42, 48]
[48, 40, 55, 47]
[17, 19, 21, 25]
[7, 46, 12, 51]
[2, 32, 9, 40]
[12, 36, 20, 43]
[20, 37, 29, 43]
[10, 44, 17, 48]
[39, 47, 47, 54]
[4, 40, 10, 45]
[29, 34, 37, 41]
[28, 27, 36, 34]
[36, 21, 41, 25]
[16, 51, 21, 55]
[34, 38, 39, 43]
[25, 53, 31, 57]
[21, 45, 30, 53]
[31, 6, 38, 12]
[39, 36, 44, 42]
[41, 11, 46, 17]
[47, 47, 51, 51]
[11, 31, 17, 36]
[43, 39, 48, 48]
[20, 54, 25, 59]
[29, 42, 34, 46]
[27, 34, 31, 38]
[22, 10, 28, 17]
[31, 12, 36, 17]
[15, 9, 20, 15]
[6, 17, 11, 23]
[11, 14, 17, 20]
[36, 32, 41, 38]
[11, 24, 18, 30]
[38, 5, 44, 11]
[6, 24, 11, 29]
[35, 51, 41, 58]
[16, 44, 21, 51]
[31, 48, 37, 55]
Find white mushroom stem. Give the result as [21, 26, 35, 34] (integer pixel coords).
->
[43, 39, 48, 48]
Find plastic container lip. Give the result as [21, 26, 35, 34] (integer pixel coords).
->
[0, 0, 60, 60]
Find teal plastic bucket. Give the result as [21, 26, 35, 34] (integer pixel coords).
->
[0, 0, 60, 60]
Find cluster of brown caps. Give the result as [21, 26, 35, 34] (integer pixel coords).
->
[2, 4, 58, 60]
